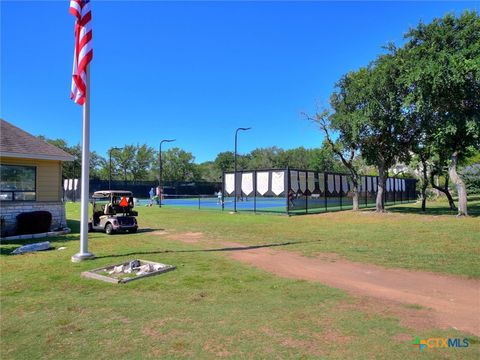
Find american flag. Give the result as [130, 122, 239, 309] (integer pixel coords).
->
[70, 0, 93, 106]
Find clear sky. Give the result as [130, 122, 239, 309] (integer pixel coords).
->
[1, 1, 478, 163]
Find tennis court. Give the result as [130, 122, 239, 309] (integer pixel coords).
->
[135, 194, 387, 214]
[136, 195, 288, 213]
[134, 169, 417, 215]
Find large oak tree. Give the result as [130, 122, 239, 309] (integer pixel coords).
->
[399, 11, 480, 216]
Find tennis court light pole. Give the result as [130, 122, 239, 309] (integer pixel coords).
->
[109, 147, 123, 190]
[234, 127, 251, 212]
[158, 139, 176, 207]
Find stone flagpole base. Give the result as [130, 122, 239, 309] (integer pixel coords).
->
[71, 252, 96, 262]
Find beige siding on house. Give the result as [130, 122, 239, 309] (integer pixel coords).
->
[0, 157, 63, 201]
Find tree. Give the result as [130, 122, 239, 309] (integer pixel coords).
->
[162, 147, 198, 182]
[130, 144, 155, 182]
[248, 147, 284, 169]
[196, 161, 221, 182]
[214, 151, 235, 173]
[408, 154, 430, 212]
[89, 151, 107, 180]
[460, 163, 480, 195]
[106, 144, 155, 182]
[305, 110, 362, 210]
[399, 11, 480, 216]
[39, 136, 105, 180]
[283, 147, 311, 169]
[211, 146, 344, 180]
[307, 143, 346, 173]
[110, 145, 136, 182]
[329, 53, 414, 212]
[429, 154, 456, 210]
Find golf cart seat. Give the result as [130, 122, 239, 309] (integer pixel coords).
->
[93, 211, 102, 224]
[104, 203, 114, 215]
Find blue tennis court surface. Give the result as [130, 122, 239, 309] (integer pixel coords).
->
[135, 196, 353, 213]
[137, 196, 287, 211]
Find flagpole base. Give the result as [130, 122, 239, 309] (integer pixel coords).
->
[71, 252, 96, 262]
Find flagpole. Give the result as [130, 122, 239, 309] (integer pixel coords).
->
[72, 66, 95, 262]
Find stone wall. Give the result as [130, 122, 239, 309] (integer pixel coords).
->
[0, 202, 67, 237]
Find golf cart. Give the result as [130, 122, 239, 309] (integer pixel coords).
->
[89, 190, 138, 235]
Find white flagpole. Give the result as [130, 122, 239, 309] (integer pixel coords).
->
[72, 66, 95, 262]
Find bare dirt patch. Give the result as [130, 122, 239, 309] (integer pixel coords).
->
[202, 338, 233, 357]
[149, 230, 169, 236]
[227, 244, 480, 335]
[167, 232, 204, 243]
[392, 333, 413, 342]
[163, 234, 480, 335]
[337, 297, 438, 331]
[260, 326, 325, 356]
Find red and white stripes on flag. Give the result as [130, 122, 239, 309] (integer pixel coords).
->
[70, 0, 93, 106]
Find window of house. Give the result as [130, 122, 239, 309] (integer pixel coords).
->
[0, 165, 36, 201]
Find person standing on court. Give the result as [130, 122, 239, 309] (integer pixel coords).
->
[156, 186, 162, 205]
[148, 187, 155, 206]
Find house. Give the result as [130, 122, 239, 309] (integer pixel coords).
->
[0, 119, 74, 237]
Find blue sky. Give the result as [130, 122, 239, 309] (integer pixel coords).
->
[1, 1, 478, 163]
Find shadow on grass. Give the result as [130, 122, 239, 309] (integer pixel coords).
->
[69, 220, 160, 236]
[387, 202, 480, 217]
[0, 235, 81, 255]
[0, 220, 82, 254]
[127, 228, 163, 234]
[95, 240, 320, 260]
[67, 219, 80, 234]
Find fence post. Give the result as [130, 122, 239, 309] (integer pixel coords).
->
[73, 178, 76, 202]
[305, 172, 308, 215]
[401, 179, 403, 203]
[339, 175, 343, 210]
[383, 177, 386, 207]
[286, 168, 290, 215]
[364, 177, 368, 208]
[254, 170, 257, 214]
[389, 178, 392, 205]
[324, 173, 328, 212]
[222, 172, 225, 211]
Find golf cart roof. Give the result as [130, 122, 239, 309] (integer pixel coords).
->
[92, 190, 133, 198]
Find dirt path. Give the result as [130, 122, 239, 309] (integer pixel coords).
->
[223, 241, 480, 336]
[161, 231, 480, 335]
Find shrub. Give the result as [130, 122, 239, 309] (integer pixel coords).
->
[461, 164, 480, 195]
[16, 211, 52, 235]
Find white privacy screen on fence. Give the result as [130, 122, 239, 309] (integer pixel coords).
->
[290, 171, 298, 193]
[342, 175, 349, 194]
[241, 172, 254, 196]
[307, 172, 315, 193]
[225, 173, 235, 195]
[299, 172, 307, 194]
[271, 171, 285, 196]
[256, 172, 269, 195]
[318, 173, 325, 193]
[63, 178, 81, 201]
[335, 175, 341, 194]
[222, 169, 417, 214]
[327, 174, 335, 194]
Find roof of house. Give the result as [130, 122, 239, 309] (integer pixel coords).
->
[0, 119, 75, 161]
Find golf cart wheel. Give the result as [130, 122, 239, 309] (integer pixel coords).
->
[130, 228, 137, 233]
[105, 223, 114, 235]
[88, 223, 93, 232]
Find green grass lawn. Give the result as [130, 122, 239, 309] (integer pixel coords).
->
[1, 199, 479, 359]
[94, 197, 479, 278]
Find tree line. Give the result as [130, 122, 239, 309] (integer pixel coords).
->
[41, 11, 479, 216]
[39, 137, 364, 184]
[306, 11, 479, 216]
